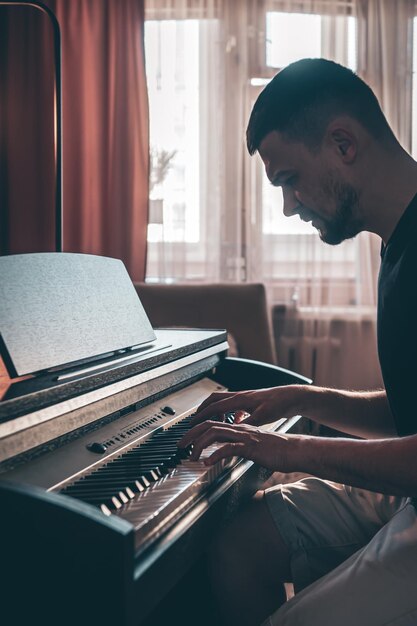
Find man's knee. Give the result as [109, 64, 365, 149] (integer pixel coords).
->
[209, 490, 292, 584]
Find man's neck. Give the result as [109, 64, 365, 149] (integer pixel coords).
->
[359, 148, 417, 244]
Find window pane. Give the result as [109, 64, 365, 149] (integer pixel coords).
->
[145, 20, 200, 243]
[266, 12, 357, 71]
[266, 12, 321, 67]
[347, 16, 357, 72]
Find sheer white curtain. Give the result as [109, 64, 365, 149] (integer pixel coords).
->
[356, 0, 414, 149]
[145, 0, 257, 282]
[145, 0, 223, 281]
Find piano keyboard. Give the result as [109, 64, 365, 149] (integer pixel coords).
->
[59, 412, 241, 549]
[58, 403, 288, 550]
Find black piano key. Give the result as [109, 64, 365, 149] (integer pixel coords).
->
[67, 462, 155, 482]
[75, 465, 151, 480]
[62, 485, 131, 503]
[63, 482, 150, 510]
[67, 491, 126, 511]
[64, 479, 145, 511]
[116, 447, 182, 465]
[64, 467, 158, 494]
[60, 413, 200, 512]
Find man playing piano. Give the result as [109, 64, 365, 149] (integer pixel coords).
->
[178, 59, 417, 625]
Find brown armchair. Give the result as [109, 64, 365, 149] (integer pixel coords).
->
[134, 282, 277, 364]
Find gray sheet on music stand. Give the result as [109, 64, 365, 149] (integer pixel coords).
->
[0, 253, 156, 376]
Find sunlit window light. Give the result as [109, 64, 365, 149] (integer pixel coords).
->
[145, 20, 200, 243]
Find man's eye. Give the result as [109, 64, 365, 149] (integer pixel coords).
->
[283, 176, 297, 187]
[269, 174, 298, 188]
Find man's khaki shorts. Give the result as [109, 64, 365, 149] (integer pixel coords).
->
[262, 477, 417, 625]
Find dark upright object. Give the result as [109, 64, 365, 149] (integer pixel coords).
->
[0, 1, 62, 252]
[0, 254, 311, 626]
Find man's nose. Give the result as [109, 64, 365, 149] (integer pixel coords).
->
[282, 187, 300, 217]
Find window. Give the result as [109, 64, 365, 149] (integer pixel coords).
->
[266, 12, 321, 68]
[145, 20, 200, 243]
[144, 4, 372, 305]
[144, 13, 224, 282]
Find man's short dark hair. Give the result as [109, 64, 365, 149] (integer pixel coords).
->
[246, 58, 395, 155]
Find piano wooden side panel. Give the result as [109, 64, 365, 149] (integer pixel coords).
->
[1, 481, 135, 626]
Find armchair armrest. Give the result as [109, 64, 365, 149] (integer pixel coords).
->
[213, 356, 312, 391]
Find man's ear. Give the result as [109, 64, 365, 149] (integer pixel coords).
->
[328, 127, 357, 163]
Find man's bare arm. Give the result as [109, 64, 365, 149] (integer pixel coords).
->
[297, 386, 396, 438]
[294, 433, 417, 496]
[179, 423, 417, 497]
[192, 385, 397, 439]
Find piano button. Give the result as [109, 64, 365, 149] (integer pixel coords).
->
[86, 442, 107, 454]
[161, 406, 175, 415]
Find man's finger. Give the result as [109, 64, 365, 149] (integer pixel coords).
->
[205, 442, 246, 466]
[188, 424, 245, 460]
[196, 391, 236, 413]
[242, 407, 266, 426]
[233, 410, 251, 423]
[191, 395, 253, 426]
[178, 419, 235, 448]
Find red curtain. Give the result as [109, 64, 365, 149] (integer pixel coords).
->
[0, 5, 56, 254]
[1, 0, 149, 281]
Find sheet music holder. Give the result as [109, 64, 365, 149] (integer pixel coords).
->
[0, 252, 157, 379]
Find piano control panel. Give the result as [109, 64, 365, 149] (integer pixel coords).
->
[4, 377, 227, 491]
[54, 377, 248, 550]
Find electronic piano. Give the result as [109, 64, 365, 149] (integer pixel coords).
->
[0, 253, 310, 626]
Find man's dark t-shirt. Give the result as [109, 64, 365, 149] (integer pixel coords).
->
[378, 192, 417, 436]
